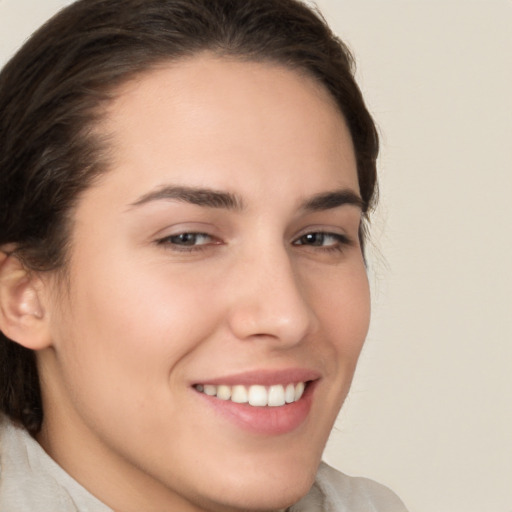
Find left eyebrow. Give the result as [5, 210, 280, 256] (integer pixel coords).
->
[128, 185, 244, 211]
[300, 189, 365, 212]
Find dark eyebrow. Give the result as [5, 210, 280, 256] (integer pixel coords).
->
[300, 189, 365, 212]
[129, 185, 244, 211]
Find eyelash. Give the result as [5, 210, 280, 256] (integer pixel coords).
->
[156, 231, 353, 253]
[292, 232, 352, 252]
[156, 232, 217, 252]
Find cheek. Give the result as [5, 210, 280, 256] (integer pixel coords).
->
[310, 262, 371, 384]
[52, 258, 221, 407]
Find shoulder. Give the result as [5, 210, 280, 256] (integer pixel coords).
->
[0, 415, 111, 512]
[0, 416, 72, 511]
[292, 461, 408, 512]
[318, 462, 408, 511]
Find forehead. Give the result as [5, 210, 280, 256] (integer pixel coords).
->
[93, 55, 358, 201]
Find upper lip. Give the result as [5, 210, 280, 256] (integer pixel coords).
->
[192, 368, 321, 387]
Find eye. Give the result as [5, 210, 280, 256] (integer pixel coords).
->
[156, 232, 219, 250]
[292, 232, 351, 251]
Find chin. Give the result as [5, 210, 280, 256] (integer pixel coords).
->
[197, 450, 319, 512]
[206, 480, 314, 512]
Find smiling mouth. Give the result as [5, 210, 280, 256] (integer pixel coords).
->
[193, 382, 307, 407]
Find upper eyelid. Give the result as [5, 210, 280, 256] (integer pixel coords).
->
[292, 231, 351, 245]
[154, 232, 222, 254]
[152, 221, 221, 239]
[291, 224, 352, 239]
[156, 231, 217, 243]
[155, 227, 350, 238]
[154, 231, 351, 255]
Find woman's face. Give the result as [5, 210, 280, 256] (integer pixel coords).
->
[39, 56, 370, 511]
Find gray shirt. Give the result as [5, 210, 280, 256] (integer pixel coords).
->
[0, 417, 408, 512]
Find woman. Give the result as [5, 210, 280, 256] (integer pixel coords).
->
[0, 0, 408, 510]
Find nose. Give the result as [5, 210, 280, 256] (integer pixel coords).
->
[226, 246, 317, 346]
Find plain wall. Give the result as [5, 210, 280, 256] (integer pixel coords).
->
[1, 1, 511, 511]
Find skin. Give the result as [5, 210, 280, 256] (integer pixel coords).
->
[32, 56, 371, 512]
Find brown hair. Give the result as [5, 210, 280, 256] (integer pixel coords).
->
[0, 0, 379, 435]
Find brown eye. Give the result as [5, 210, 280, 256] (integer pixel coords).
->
[293, 232, 348, 248]
[158, 232, 215, 247]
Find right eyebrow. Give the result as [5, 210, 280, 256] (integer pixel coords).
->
[128, 185, 244, 211]
[300, 188, 365, 213]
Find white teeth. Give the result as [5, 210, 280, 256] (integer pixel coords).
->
[248, 385, 268, 406]
[285, 383, 295, 403]
[231, 385, 248, 403]
[203, 385, 217, 396]
[195, 382, 308, 407]
[216, 385, 231, 401]
[268, 385, 285, 407]
[294, 381, 305, 401]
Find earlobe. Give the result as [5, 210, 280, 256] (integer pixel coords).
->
[0, 250, 51, 350]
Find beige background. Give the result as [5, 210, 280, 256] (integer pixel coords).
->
[1, 1, 511, 511]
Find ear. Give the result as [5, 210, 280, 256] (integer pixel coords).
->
[0, 250, 52, 350]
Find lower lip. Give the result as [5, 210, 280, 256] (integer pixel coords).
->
[194, 382, 316, 436]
